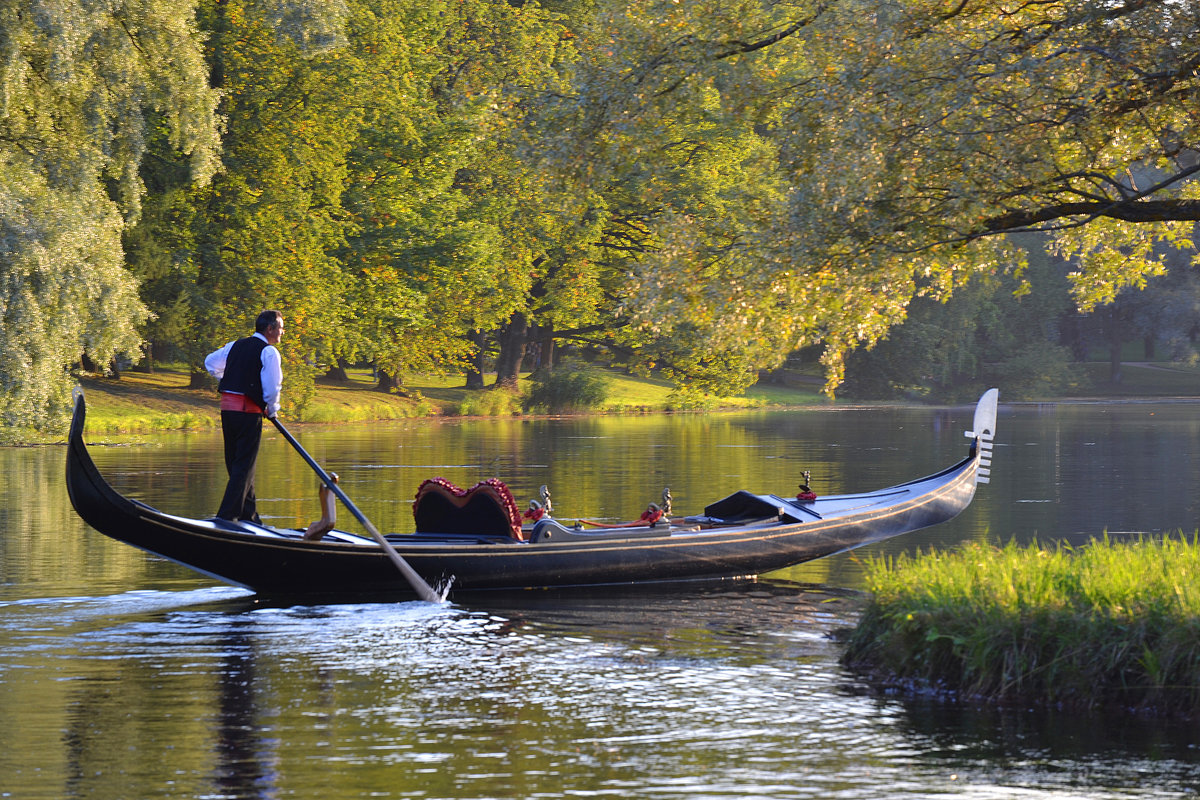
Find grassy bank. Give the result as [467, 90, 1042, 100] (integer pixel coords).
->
[1079, 361, 1200, 397]
[30, 353, 1200, 440]
[67, 364, 824, 437]
[841, 536, 1200, 718]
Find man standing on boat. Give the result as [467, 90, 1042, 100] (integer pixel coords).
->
[204, 310, 284, 523]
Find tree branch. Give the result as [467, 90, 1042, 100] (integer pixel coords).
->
[981, 161, 1200, 233]
[983, 198, 1200, 232]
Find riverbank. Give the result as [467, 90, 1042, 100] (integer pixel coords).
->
[24, 355, 1200, 441]
[840, 536, 1200, 719]
[67, 364, 826, 437]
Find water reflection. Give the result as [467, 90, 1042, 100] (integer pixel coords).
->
[215, 620, 278, 800]
[6, 402, 1200, 797]
[2, 582, 1200, 799]
[893, 699, 1200, 797]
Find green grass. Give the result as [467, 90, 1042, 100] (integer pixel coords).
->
[48, 353, 1200, 440]
[596, 371, 676, 410]
[1080, 361, 1200, 396]
[64, 363, 820, 437]
[842, 536, 1200, 717]
[74, 369, 221, 435]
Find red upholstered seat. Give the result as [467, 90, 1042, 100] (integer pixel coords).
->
[412, 477, 526, 541]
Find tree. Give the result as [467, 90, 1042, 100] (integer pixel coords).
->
[116, 0, 1200, 410]
[776, 0, 1200, 384]
[1068, 242, 1200, 380]
[0, 0, 219, 434]
[519, 0, 797, 395]
[540, 0, 1200, 394]
[840, 242, 1079, 401]
[337, 0, 574, 392]
[176, 0, 373, 408]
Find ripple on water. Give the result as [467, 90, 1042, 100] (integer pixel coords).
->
[3, 583, 1200, 799]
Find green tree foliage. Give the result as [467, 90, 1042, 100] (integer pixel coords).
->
[839, 248, 1080, 401]
[777, 0, 1200, 383]
[1062, 241, 1200, 382]
[540, 0, 1200, 394]
[36, 0, 1200, 432]
[0, 0, 219, 433]
[337, 0, 574, 386]
[161, 0, 577, 405]
[181, 0, 366, 407]
[532, 0, 796, 395]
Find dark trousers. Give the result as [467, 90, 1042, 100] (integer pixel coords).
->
[217, 411, 263, 521]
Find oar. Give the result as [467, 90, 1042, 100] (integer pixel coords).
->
[269, 417, 442, 603]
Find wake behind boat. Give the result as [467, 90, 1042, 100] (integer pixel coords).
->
[65, 389, 999, 598]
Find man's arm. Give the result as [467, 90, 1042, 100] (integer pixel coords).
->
[260, 346, 283, 417]
[204, 341, 234, 378]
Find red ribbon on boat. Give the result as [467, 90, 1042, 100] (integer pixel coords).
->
[577, 503, 664, 529]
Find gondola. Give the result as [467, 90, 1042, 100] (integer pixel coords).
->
[66, 388, 998, 598]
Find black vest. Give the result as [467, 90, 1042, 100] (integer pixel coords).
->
[217, 336, 268, 408]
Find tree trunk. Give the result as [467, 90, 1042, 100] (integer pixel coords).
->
[1143, 334, 1155, 360]
[375, 368, 400, 393]
[132, 342, 154, 373]
[493, 313, 528, 390]
[324, 357, 350, 383]
[464, 330, 486, 389]
[534, 324, 555, 371]
[189, 368, 210, 389]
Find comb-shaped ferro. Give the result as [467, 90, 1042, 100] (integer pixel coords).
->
[964, 388, 998, 485]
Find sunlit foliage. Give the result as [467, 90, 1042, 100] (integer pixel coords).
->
[9, 0, 1200, 434]
[547, 0, 1200, 394]
[0, 0, 219, 434]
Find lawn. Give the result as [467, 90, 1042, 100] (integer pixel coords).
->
[70, 363, 823, 436]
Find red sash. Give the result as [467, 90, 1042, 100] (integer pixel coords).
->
[220, 391, 265, 415]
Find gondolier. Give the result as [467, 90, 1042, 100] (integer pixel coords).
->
[204, 310, 285, 523]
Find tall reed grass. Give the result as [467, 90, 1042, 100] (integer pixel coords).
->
[842, 535, 1200, 716]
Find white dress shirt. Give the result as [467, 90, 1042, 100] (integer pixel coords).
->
[204, 332, 283, 416]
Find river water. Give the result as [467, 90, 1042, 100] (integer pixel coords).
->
[3, 399, 1200, 798]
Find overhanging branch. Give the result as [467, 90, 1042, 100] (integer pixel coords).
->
[983, 198, 1200, 232]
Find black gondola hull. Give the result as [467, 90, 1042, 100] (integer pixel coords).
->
[66, 391, 995, 598]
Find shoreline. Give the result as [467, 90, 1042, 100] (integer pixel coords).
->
[7, 359, 1200, 444]
[840, 536, 1200, 721]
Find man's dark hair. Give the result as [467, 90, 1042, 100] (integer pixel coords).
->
[255, 310, 283, 333]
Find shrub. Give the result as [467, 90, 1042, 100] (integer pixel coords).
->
[448, 388, 522, 417]
[524, 363, 610, 413]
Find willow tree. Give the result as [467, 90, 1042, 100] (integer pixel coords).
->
[0, 0, 219, 434]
